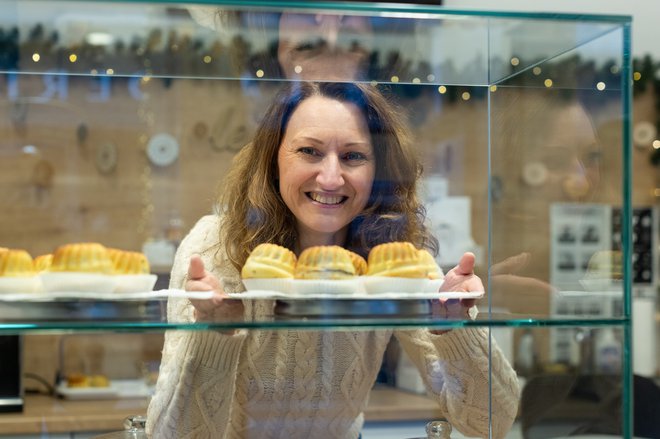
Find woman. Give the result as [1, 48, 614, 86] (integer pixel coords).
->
[146, 82, 520, 439]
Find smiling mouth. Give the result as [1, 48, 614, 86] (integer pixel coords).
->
[307, 192, 347, 205]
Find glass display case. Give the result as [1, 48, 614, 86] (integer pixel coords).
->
[0, 1, 632, 438]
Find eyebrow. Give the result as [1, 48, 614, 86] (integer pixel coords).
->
[292, 136, 371, 148]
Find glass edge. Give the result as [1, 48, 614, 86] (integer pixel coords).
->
[49, 0, 633, 23]
[0, 317, 631, 334]
[620, 20, 634, 439]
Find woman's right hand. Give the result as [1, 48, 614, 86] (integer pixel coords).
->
[186, 254, 244, 323]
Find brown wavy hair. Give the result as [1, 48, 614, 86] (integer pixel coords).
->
[217, 82, 437, 271]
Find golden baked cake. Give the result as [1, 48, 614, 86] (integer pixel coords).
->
[49, 242, 114, 274]
[89, 374, 110, 387]
[295, 245, 356, 280]
[109, 248, 151, 274]
[241, 243, 297, 279]
[347, 250, 367, 275]
[418, 249, 442, 280]
[34, 254, 53, 272]
[366, 242, 427, 278]
[66, 373, 90, 388]
[0, 249, 35, 277]
[585, 250, 623, 280]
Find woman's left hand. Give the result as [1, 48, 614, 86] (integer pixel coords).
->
[432, 252, 482, 327]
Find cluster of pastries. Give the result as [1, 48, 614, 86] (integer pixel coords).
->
[241, 242, 440, 280]
[1, 243, 151, 277]
[49, 243, 151, 275]
[0, 243, 154, 294]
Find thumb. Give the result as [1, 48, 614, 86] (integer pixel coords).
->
[491, 252, 530, 276]
[457, 252, 476, 275]
[188, 254, 206, 280]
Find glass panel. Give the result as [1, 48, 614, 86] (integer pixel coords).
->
[0, 2, 634, 438]
[0, 2, 630, 329]
[490, 25, 627, 321]
[512, 325, 627, 439]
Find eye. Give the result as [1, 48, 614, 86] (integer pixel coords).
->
[582, 150, 602, 167]
[295, 41, 316, 51]
[298, 147, 319, 156]
[343, 151, 367, 162]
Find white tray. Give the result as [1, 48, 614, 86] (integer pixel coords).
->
[229, 290, 484, 300]
[0, 289, 215, 302]
[56, 379, 154, 400]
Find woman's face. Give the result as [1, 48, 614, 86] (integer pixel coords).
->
[277, 95, 375, 247]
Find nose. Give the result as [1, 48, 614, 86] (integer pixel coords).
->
[562, 158, 591, 199]
[316, 155, 344, 189]
[314, 14, 342, 48]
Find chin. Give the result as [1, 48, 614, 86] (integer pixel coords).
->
[304, 220, 351, 236]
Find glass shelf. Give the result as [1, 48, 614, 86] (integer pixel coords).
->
[0, 314, 631, 334]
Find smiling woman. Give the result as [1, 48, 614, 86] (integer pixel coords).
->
[146, 81, 520, 439]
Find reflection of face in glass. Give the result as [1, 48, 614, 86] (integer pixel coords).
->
[277, 12, 373, 80]
[534, 104, 601, 202]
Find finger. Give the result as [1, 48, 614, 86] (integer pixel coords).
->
[491, 252, 531, 276]
[188, 254, 206, 281]
[456, 252, 476, 275]
[490, 274, 555, 294]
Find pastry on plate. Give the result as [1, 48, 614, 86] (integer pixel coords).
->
[66, 373, 90, 388]
[89, 374, 111, 387]
[366, 242, 427, 278]
[295, 245, 356, 280]
[417, 249, 442, 280]
[34, 254, 53, 272]
[109, 248, 151, 274]
[0, 249, 36, 277]
[241, 243, 297, 279]
[49, 243, 114, 274]
[346, 250, 368, 275]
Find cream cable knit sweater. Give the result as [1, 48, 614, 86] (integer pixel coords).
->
[146, 215, 520, 439]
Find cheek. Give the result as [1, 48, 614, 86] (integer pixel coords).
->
[355, 167, 375, 202]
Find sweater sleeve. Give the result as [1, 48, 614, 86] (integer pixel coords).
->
[146, 215, 247, 439]
[394, 327, 520, 439]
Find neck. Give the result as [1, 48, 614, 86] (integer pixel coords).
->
[295, 228, 348, 255]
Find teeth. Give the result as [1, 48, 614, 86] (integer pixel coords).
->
[310, 193, 344, 205]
